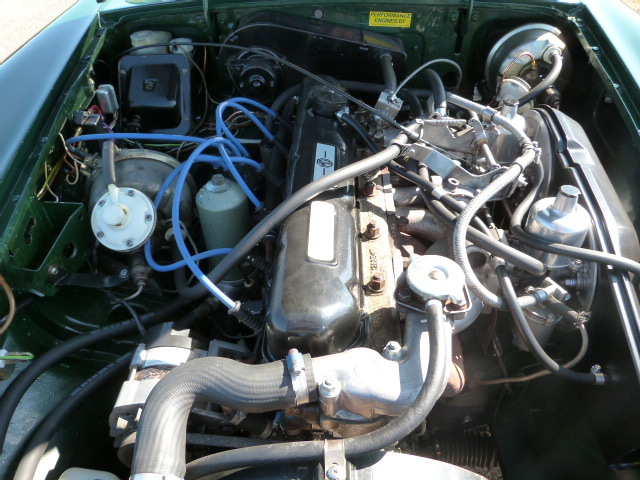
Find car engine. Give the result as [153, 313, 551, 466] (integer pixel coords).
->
[2, 5, 640, 480]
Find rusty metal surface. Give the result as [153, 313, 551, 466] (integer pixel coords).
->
[356, 171, 402, 352]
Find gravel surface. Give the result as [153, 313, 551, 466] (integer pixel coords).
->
[0, 0, 77, 64]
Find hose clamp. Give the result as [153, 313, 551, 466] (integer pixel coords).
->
[335, 107, 350, 121]
[591, 365, 606, 385]
[593, 373, 606, 386]
[286, 348, 310, 405]
[324, 439, 347, 480]
[431, 185, 447, 200]
[389, 138, 411, 150]
[480, 106, 496, 122]
[469, 117, 488, 147]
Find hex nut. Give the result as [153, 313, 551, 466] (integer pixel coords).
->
[365, 220, 381, 239]
[444, 178, 460, 192]
[383, 341, 402, 360]
[362, 181, 377, 197]
[319, 376, 341, 398]
[369, 272, 386, 292]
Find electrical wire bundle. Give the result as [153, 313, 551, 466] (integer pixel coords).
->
[6, 37, 640, 480]
[66, 97, 275, 311]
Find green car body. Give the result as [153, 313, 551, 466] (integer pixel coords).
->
[1, 1, 640, 478]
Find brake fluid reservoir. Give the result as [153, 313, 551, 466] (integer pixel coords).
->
[196, 174, 250, 279]
[525, 185, 591, 268]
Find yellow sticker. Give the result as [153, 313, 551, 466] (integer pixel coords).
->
[369, 11, 412, 28]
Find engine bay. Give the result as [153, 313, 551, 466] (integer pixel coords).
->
[2, 3, 640, 480]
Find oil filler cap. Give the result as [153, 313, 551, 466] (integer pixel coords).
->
[406, 255, 466, 305]
[91, 186, 156, 252]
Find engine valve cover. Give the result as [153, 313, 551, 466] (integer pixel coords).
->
[266, 79, 361, 358]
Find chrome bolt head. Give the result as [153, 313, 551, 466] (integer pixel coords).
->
[383, 341, 403, 360]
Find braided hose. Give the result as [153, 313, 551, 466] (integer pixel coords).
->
[452, 148, 538, 309]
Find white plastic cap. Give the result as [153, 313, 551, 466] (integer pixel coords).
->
[170, 38, 194, 57]
[59, 467, 120, 480]
[91, 187, 156, 252]
[102, 203, 129, 227]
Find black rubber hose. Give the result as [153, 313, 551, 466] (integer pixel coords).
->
[453, 149, 538, 311]
[390, 159, 546, 276]
[511, 159, 545, 228]
[424, 69, 446, 115]
[184, 301, 449, 479]
[512, 224, 640, 277]
[397, 89, 424, 117]
[389, 160, 483, 228]
[265, 84, 302, 134]
[176, 127, 416, 300]
[265, 94, 296, 210]
[338, 80, 432, 99]
[172, 302, 214, 330]
[0, 298, 186, 453]
[518, 52, 563, 105]
[102, 140, 117, 188]
[131, 357, 299, 477]
[446, 94, 528, 141]
[510, 163, 640, 277]
[379, 52, 397, 92]
[337, 112, 543, 275]
[12, 353, 132, 480]
[495, 263, 607, 385]
[338, 112, 379, 153]
[427, 196, 546, 276]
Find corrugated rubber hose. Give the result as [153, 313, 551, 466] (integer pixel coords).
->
[452, 148, 540, 309]
[131, 357, 300, 477]
[182, 301, 450, 480]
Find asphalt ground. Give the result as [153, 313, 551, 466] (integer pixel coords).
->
[0, 0, 77, 64]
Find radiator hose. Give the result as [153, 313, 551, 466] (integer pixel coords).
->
[130, 301, 450, 480]
[182, 301, 450, 480]
[130, 357, 301, 477]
